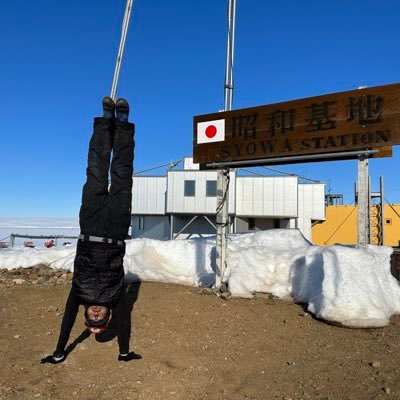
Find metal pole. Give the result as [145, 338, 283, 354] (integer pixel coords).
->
[216, 168, 229, 289]
[204, 216, 217, 230]
[206, 149, 379, 169]
[110, 0, 134, 100]
[175, 216, 199, 239]
[223, 0, 236, 111]
[357, 155, 370, 249]
[216, 0, 236, 291]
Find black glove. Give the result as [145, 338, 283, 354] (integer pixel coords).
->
[118, 352, 142, 362]
[40, 352, 66, 364]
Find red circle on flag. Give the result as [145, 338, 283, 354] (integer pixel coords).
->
[205, 125, 217, 138]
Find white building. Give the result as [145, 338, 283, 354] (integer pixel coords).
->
[131, 158, 325, 242]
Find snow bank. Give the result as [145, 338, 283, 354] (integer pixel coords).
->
[294, 244, 400, 327]
[1, 229, 400, 328]
[226, 229, 311, 299]
[123, 237, 215, 287]
[0, 246, 75, 270]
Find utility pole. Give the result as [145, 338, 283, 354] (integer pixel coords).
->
[357, 155, 370, 249]
[215, 0, 236, 291]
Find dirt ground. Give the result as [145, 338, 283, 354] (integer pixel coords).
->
[1, 279, 400, 400]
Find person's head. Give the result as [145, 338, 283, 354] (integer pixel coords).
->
[84, 305, 112, 334]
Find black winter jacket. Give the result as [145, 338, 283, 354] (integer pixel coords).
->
[72, 240, 125, 307]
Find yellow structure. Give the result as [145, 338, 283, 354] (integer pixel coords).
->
[312, 204, 400, 246]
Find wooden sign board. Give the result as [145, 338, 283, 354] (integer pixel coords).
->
[193, 83, 400, 167]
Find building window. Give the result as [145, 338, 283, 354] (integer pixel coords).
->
[274, 219, 280, 229]
[206, 180, 217, 197]
[184, 180, 195, 197]
[138, 217, 144, 230]
[248, 218, 255, 230]
[385, 218, 392, 225]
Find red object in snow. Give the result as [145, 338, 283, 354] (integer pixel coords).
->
[44, 240, 55, 248]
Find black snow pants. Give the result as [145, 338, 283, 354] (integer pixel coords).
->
[79, 117, 134, 241]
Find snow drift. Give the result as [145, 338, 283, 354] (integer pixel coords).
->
[1, 229, 399, 328]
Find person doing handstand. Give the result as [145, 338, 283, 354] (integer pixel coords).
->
[41, 97, 139, 363]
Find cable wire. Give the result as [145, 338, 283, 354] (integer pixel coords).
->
[324, 204, 356, 245]
[259, 166, 322, 183]
[383, 196, 400, 220]
[133, 159, 183, 175]
[216, 170, 230, 216]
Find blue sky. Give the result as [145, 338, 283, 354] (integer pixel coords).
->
[1, 0, 400, 217]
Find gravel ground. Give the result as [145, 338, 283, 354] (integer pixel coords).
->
[1, 266, 400, 400]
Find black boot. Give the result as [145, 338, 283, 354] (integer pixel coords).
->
[102, 96, 115, 119]
[115, 98, 129, 122]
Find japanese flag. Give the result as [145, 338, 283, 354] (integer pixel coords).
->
[197, 119, 225, 144]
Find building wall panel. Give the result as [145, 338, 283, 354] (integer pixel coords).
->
[131, 177, 167, 215]
[235, 177, 298, 217]
[298, 184, 326, 221]
[312, 204, 400, 246]
[167, 171, 235, 214]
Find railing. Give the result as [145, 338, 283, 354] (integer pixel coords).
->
[6, 234, 78, 248]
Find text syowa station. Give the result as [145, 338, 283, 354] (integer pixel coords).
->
[193, 83, 400, 166]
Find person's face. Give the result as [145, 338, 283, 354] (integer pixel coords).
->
[86, 305, 108, 321]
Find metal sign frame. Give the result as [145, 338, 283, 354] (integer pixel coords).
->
[193, 83, 400, 168]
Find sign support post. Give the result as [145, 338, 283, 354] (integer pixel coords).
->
[357, 155, 370, 249]
[216, 168, 229, 289]
[215, 0, 236, 291]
